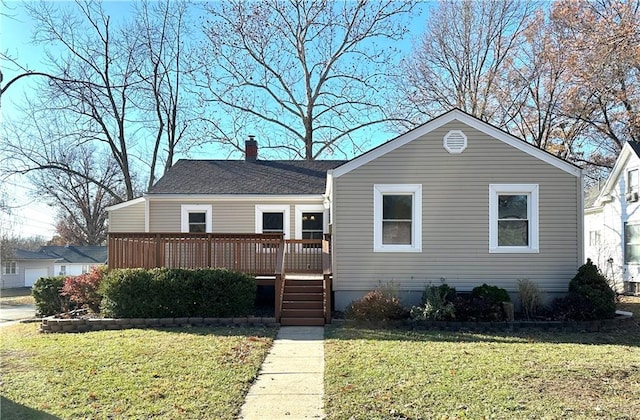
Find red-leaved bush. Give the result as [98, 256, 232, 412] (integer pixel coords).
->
[62, 265, 108, 313]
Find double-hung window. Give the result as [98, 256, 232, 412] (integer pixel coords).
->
[295, 205, 326, 249]
[262, 212, 284, 235]
[180, 205, 212, 233]
[625, 222, 640, 264]
[489, 184, 539, 253]
[373, 184, 422, 252]
[256, 205, 290, 242]
[3, 261, 16, 275]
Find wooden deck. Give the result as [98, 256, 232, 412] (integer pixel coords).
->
[107, 233, 332, 324]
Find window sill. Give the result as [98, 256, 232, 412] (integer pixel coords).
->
[489, 247, 539, 254]
[374, 246, 422, 253]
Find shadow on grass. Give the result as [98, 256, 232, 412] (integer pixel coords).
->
[0, 396, 61, 420]
[147, 325, 279, 339]
[326, 321, 640, 347]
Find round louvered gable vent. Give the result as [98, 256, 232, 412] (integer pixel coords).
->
[443, 130, 467, 154]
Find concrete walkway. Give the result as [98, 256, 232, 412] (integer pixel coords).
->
[239, 326, 325, 419]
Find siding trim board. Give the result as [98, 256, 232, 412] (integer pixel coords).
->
[146, 194, 325, 203]
[106, 197, 145, 211]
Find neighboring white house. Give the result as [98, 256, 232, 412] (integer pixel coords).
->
[1, 250, 58, 289]
[584, 141, 640, 294]
[0, 246, 108, 289]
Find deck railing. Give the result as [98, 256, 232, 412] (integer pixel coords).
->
[108, 233, 331, 275]
[108, 232, 332, 323]
[108, 233, 286, 274]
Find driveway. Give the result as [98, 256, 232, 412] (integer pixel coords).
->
[0, 288, 36, 326]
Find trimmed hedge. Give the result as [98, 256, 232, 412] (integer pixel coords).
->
[100, 268, 257, 318]
[32, 276, 74, 317]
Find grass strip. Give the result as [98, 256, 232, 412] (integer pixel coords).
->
[1, 323, 277, 419]
[325, 325, 640, 419]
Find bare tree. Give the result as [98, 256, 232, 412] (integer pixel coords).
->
[16, 0, 141, 200]
[548, 0, 640, 165]
[394, 0, 535, 127]
[28, 146, 123, 246]
[0, 234, 47, 265]
[132, 0, 201, 189]
[198, 0, 418, 159]
[2, 0, 199, 198]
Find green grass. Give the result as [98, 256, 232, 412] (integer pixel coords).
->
[325, 324, 640, 419]
[1, 324, 277, 419]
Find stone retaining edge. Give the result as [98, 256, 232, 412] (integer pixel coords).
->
[40, 317, 279, 333]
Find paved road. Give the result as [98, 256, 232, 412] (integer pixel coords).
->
[0, 304, 36, 326]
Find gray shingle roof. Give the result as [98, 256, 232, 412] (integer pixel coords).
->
[13, 249, 58, 260]
[584, 185, 601, 209]
[38, 246, 108, 264]
[628, 141, 640, 158]
[149, 160, 347, 195]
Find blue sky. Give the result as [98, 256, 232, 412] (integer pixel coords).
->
[0, 1, 430, 239]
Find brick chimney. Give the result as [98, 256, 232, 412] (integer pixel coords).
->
[245, 135, 258, 161]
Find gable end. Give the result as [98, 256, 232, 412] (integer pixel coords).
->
[333, 109, 581, 178]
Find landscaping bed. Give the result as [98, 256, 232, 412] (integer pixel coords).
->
[40, 315, 279, 333]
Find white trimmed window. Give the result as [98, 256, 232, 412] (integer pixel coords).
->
[180, 205, 212, 233]
[628, 168, 639, 193]
[255, 205, 290, 238]
[625, 222, 640, 264]
[489, 184, 539, 253]
[3, 261, 17, 275]
[295, 205, 327, 240]
[59, 265, 67, 276]
[374, 184, 422, 252]
[589, 230, 601, 247]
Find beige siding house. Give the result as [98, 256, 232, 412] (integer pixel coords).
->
[108, 110, 583, 310]
[329, 111, 583, 309]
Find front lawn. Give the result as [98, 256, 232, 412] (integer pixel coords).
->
[0, 324, 277, 419]
[325, 323, 640, 419]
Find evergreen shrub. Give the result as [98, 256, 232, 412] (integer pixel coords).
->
[100, 268, 257, 318]
[552, 259, 616, 320]
[32, 276, 74, 316]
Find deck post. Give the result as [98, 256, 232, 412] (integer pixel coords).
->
[274, 237, 286, 322]
[322, 238, 332, 323]
[155, 233, 162, 268]
[323, 274, 332, 323]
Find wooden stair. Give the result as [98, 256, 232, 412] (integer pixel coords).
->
[280, 276, 326, 326]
